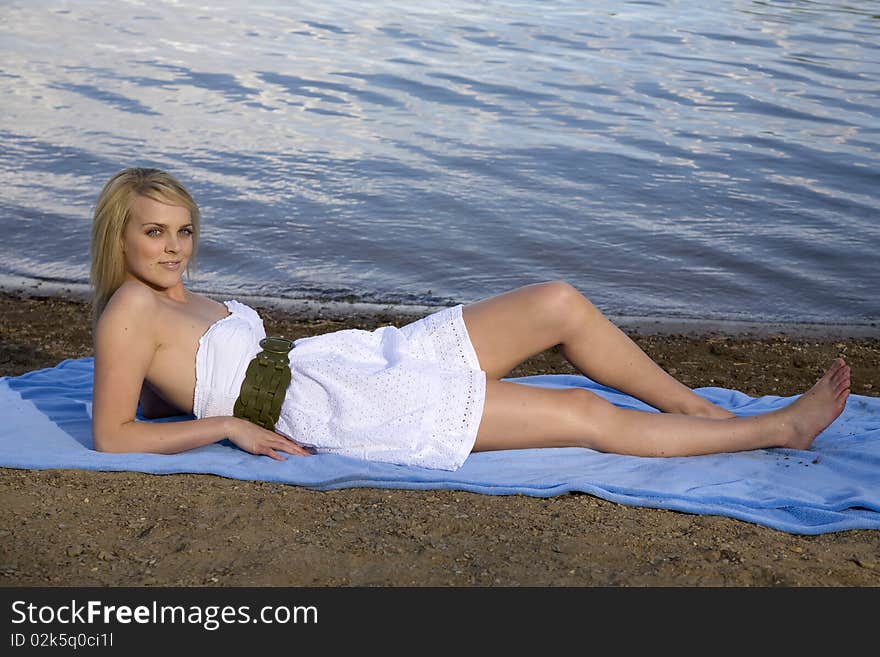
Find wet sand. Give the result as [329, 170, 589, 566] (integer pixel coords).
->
[1, 290, 878, 586]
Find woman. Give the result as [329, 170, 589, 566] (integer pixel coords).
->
[90, 167, 851, 470]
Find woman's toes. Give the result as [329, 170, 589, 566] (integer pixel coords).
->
[826, 360, 843, 379]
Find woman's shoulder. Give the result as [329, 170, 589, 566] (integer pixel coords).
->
[96, 282, 172, 348]
[93, 282, 162, 358]
[102, 281, 160, 321]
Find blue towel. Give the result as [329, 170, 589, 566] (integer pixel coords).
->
[2, 357, 878, 535]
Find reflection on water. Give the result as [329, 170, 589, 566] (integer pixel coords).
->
[0, 0, 878, 324]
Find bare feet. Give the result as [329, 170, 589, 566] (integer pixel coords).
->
[777, 358, 851, 450]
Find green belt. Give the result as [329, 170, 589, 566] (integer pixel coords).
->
[233, 336, 295, 431]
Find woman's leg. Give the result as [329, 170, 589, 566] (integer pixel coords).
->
[473, 359, 850, 456]
[462, 280, 732, 418]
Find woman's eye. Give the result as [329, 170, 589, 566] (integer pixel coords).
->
[180, 228, 193, 236]
[146, 229, 161, 236]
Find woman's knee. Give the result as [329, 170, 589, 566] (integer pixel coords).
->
[532, 280, 592, 332]
[564, 387, 616, 446]
[534, 280, 580, 303]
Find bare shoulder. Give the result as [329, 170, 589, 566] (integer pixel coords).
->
[103, 280, 160, 318]
[95, 282, 160, 353]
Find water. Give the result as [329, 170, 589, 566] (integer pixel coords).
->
[1, 0, 878, 328]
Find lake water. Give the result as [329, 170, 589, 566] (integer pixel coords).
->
[1, 0, 878, 330]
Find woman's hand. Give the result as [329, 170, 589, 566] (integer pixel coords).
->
[225, 417, 314, 461]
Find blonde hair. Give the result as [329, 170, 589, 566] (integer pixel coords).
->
[89, 167, 200, 327]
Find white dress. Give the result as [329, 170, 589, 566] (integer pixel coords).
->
[192, 300, 486, 471]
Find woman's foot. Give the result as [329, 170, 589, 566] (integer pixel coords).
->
[777, 358, 851, 450]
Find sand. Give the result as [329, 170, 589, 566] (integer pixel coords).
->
[1, 290, 878, 586]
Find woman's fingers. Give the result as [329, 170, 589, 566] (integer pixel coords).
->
[258, 442, 291, 461]
[262, 431, 313, 458]
[274, 438, 310, 456]
[278, 442, 311, 457]
[265, 448, 285, 461]
[272, 430, 315, 456]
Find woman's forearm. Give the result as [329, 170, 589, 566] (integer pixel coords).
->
[94, 415, 233, 454]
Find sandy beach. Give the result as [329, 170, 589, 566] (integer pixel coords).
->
[1, 289, 878, 586]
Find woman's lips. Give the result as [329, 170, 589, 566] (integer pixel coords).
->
[159, 261, 181, 271]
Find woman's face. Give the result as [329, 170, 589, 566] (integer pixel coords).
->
[121, 194, 194, 291]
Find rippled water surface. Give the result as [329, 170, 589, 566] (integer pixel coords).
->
[1, 0, 878, 325]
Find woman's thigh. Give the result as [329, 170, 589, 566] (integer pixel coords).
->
[473, 378, 608, 452]
[461, 281, 585, 380]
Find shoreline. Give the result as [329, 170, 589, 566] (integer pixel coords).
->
[1, 274, 877, 339]
[2, 289, 878, 397]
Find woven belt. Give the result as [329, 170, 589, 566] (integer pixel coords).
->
[233, 336, 294, 431]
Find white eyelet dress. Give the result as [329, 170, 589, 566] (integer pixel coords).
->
[193, 300, 486, 471]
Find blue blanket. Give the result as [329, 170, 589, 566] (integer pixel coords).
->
[2, 357, 878, 535]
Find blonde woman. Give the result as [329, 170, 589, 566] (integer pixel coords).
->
[90, 167, 851, 470]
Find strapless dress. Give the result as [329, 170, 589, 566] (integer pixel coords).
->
[192, 300, 486, 471]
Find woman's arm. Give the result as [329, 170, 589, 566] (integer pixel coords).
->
[92, 284, 309, 460]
